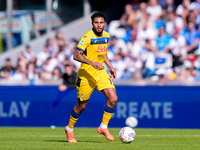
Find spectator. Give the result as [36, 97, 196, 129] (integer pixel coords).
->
[40, 54, 58, 80]
[176, 0, 191, 16]
[0, 58, 15, 73]
[137, 12, 157, 42]
[58, 64, 77, 91]
[46, 38, 59, 55]
[57, 44, 72, 67]
[138, 11, 155, 31]
[155, 25, 173, 78]
[119, 4, 136, 29]
[165, 11, 184, 37]
[168, 28, 187, 68]
[55, 30, 66, 52]
[178, 55, 197, 81]
[17, 52, 28, 74]
[68, 38, 78, 51]
[162, 0, 176, 13]
[190, 0, 200, 25]
[165, 11, 176, 37]
[122, 55, 143, 79]
[52, 67, 62, 80]
[141, 39, 157, 77]
[176, 0, 191, 26]
[108, 36, 128, 56]
[36, 45, 50, 67]
[156, 25, 171, 52]
[111, 53, 127, 79]
[135, 2, 148, 30]
[127, 37, 143, 59]
[23, 45, 36, 63]
[1, 69, 12, 80]
[146, 0, 163, 21]
[183, 21, 200, 54]
[26, 62, 36, 81]
[174, 14, 185, 31]
[33, 67, 41, 81]
[187, 9, 198, 24]
[12, 65, 26, 80]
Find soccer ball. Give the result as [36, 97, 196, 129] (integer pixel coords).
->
[119, 127, 136, 143]
[125, 116, 138, 128]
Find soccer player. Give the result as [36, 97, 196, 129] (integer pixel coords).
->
[64, 11, 118, 143]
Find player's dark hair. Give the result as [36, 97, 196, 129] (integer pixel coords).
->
[91, 11, 107, 22]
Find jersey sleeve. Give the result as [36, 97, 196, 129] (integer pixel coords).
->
[77, 34, 90, 52]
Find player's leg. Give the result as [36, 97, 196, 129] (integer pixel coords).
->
[65, 76, 94, 143]
[68, 99, 89, 130]
[98, 88, 118, 141]
[102, 87, 118, 108]
[65, 99, 88, 143]
[101, 88, 117, 128]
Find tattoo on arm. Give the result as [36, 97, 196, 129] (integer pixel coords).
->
[74, 50, 93, 65]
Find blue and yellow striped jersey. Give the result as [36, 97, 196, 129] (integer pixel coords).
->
[76, 29, 110, 77]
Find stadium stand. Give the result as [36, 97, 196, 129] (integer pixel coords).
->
[0, 0, 200, 86]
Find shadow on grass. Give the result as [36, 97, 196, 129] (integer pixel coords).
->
[44, 140, 67, 143]
[44, 140, 105, 143]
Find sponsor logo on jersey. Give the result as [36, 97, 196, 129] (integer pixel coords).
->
[80, 39, 85, 45]
[91, 38, 109, 44]
[97, 54, 105, 60]
[95, 45, 107, 53]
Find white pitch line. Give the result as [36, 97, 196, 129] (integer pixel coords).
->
[0, 135, 200, 138]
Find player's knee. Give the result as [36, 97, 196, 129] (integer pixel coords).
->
[77, 100, 88, 112]
[113, 95, 118, 103]
[80, 103, 87, 111]
[109, 95, 118, 106]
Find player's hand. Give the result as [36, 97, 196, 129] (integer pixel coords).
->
[109, 67, 116, 79]
[92, 62, 105, 70]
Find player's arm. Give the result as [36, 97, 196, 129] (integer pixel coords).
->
[104, 54, 116, 79]
[73, 49, 104, 70]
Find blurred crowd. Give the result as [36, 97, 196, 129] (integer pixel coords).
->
[108, 0, 200, 83]
[1, 0, 200, 85]
[0, 31, 79, 87]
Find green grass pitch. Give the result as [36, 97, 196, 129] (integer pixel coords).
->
[0, 127, 200, 150]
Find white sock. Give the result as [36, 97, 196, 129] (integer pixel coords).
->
[67, 126, 73, 132]
[100, 123, 107, 129]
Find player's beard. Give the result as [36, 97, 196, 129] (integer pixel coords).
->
[93, 27, 104, 36]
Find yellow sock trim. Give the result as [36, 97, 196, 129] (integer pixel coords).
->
[68, 115, 79, 129]
[102, 111, 113, 126]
